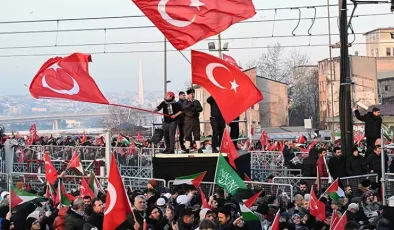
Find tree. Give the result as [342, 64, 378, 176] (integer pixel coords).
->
[100, 106, 141, 134]
[248, 43, 320, 128]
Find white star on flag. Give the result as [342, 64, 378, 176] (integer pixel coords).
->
[230, 79, 239, 92]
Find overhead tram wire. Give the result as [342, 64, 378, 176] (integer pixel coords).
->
[0, 12, 392, 36]
[1, 41, 394, 58]
[1, 30, 394, 51]
[1, 2, 389, 24]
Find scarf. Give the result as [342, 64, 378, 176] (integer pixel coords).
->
[164, 99, 176, 115]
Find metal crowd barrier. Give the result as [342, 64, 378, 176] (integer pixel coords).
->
[167, 180, 294, 202]
[273, 174, 378, 197]
[9, 172, 166, 195]
[250, 151, 284, 181]
[386, 173, 394, 199]
[0, 173, 8, 192]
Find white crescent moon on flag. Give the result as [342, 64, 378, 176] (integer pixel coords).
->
[42, 74, 80, 95]
[104, 182, 117, 215]
[158, 0, 196, 27]
[205, 63, 230, 89]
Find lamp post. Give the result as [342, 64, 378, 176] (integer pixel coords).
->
[164, 37, 168, 97]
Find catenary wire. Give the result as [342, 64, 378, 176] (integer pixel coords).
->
[0, 30, 393, 51]
[0, 12, 392, 35]
[1, 3, 390, 24]
[1, 41, 394, 58]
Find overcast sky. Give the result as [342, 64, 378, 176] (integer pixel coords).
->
[0, 0, 392, 96]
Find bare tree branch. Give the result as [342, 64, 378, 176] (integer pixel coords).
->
[100, 106, 141, 134]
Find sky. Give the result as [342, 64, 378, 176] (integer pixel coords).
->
[0, 0, 393, 96]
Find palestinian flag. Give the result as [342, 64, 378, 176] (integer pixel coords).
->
[325, 178, 345, 201]
[66, 151, 84, 176]
[239, 203, 262, 230]
[117, 133, 131, 145]
[89, 171, 104, 197]
[58, 180, 72, 206]
[45, 182, 57, 201]
[10, 187, 42, 209]
[173, 171, 206, 188]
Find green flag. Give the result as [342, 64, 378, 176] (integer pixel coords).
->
[214, 153, 247, 195]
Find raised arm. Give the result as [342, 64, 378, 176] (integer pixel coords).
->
[354, 106, 366, 121]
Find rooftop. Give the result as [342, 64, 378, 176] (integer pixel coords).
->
[368, 104, 394, 116]
[363, 27, 394, 35]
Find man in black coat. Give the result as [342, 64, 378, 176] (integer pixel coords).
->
[87, 198, 104, 230]
[354, 106, 382, 152]
[207, 96, 225, 153]
[177, 91, 187, 151]
[183, 88, 203, 153]
[364, 145, 389, 179]
[328, 147, 346, 179]
[346, 147, 366, 176]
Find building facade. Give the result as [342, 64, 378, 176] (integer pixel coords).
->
[194, 68, 289, 136]
[364, 27, 394, 58]
[318, 56, 378, 126]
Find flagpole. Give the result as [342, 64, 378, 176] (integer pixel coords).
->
[164, 36, 168, 98]
[381, 127, 387, 206]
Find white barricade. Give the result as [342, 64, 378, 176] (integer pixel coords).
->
[273, 174, 378, 198]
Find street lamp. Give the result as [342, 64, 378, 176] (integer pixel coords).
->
[166, 80, 172, 84]
[207, 37, 229, 58]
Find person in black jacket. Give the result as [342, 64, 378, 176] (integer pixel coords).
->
[346, 147, 366, 176]
[87, 198, 104, 230]
[64, 198, 87, 230]
[177, 91, 187, 151]
[282, 141, 295, 167]
[207, 96, 225, 153]
[183, 88, 203, 153]
[364, 145, 389, 179]
[354, 106, 382, 152]
[302, 148, 319, 177]
[230, 117, 240, 150]
[155, 91, 183, 154]
[328, 147, 346, 179]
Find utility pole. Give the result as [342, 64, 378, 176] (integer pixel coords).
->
[327, 0, 336, 142]
[164, 37, 168, 98]
[339, 0, 353, 155]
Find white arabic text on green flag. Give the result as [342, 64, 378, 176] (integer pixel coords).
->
[214, 153, 247, 195]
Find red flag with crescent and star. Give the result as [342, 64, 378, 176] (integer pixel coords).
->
[132, 0, 256, 50]
[192, 50, 263, 124]
[309, 186, 326, 221]
[29, 53, 109, 105]
[103, 154, 132, 230]
[44, 153, 58, 185]
[220, 129, 239, 169]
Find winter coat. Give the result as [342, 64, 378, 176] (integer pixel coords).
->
[316, 156, 328, 177]
[362, 202, 381, 223]
[64, 209, 86, 230]
[87, 211, 103, 230]
[364, 152, 389, 178]
[53, 207, 69, 230]
[282, 147, 295, 167]
[354, 110, 382, 140]
[182, 100, 203, 119]
[177, 218, 194, 230]
[302, 149, 319, 177]
[328, 155, 346, 179]
[346, 154, 366, 176]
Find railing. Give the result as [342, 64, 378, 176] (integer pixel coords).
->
[273, 174, 378, 198]
[10, 172, 166, 194]
[167, 180, 294, 202]
[386, 173, 394, 199]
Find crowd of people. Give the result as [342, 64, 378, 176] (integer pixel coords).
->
[0, 170, 391, 230]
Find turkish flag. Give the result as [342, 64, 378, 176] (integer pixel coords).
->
[103, 154, 132, 230]
[220, 129, 239, 169]
[44, 153, 58, 185]
[309, 186, 326, 221]
[132, 0, 255, 50]
[192, 50, 263, 124]
[79, 177, 95, 198]
[223, 54, 242, 69]
[29, 53, 109, 105]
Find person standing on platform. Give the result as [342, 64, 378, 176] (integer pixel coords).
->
[183, 88, 203, 153]
[207, 96, 225, 153]
[154, 91, 183, 154]
[177, 91, 187, 151]
[230, 117, 240, 150]
[354, 106, 382, 153]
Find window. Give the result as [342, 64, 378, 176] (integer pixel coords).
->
[385, 85, 390, 91]
[371, 49, 374, 56]
[376, 48, 379, 57]
[387, 47, 391, 56]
